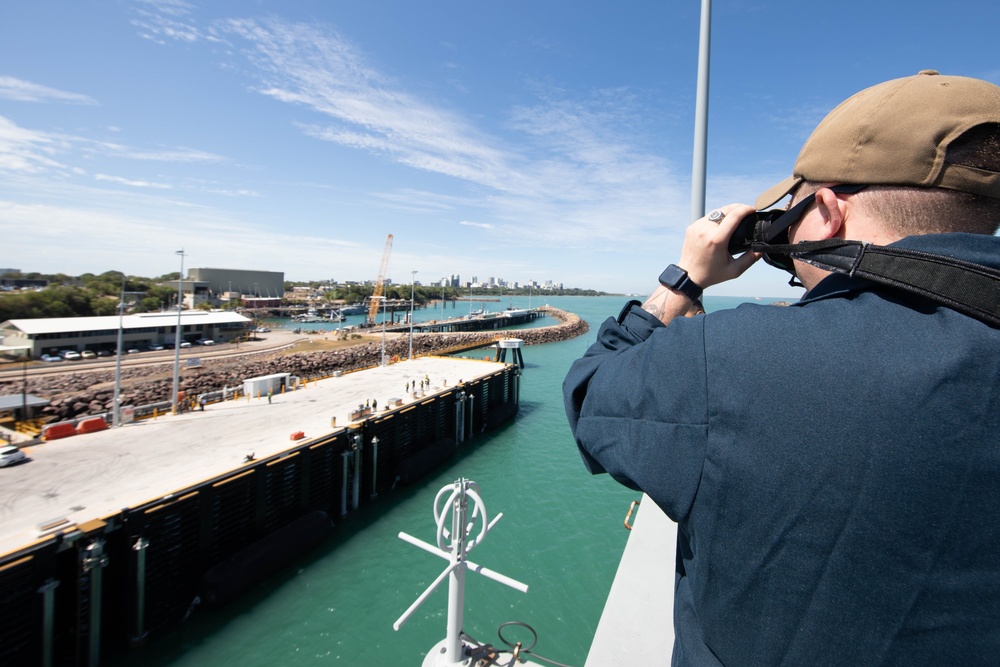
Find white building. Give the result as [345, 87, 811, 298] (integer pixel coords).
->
[0, 311, 251, 358]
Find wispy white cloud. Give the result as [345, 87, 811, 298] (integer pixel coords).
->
[130, 0, 223, 45]
[95, 141, 226, 163]
[0, 116, 72, 174]
[371, 188, 467, 214]
[224, 18, 515, 191]
[0, 76, 98, 105]
[95, 173, 172, 189]
[134, 0, 196, 18]
[0, 114, 227, 179]
[197, 186, 259, 197]
[213, 17, 689, 251]
[459, 220, 494, 230]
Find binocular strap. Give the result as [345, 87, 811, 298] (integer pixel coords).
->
[752, 239, 1000, 327]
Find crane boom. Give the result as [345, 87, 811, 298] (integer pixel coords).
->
[368, 234, 393, 325]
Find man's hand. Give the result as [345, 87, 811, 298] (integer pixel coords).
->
[678, 204, 760, 289]
[642, 205, 760, 326]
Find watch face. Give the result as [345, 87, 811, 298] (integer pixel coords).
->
[659, 264, 686, 288]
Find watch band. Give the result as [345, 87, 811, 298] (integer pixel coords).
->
[658, 264, 703, 302]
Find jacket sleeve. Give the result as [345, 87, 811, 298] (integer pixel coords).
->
[562, 301, 709, 522]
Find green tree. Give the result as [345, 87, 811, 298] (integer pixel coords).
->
[138, 296, 163, 312]
[133, 285, 177, 313]
[89, 295, 118, 316]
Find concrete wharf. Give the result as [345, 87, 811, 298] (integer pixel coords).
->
[0, 355, 520, 667]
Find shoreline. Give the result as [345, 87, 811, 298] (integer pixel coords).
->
[0, 306, 588, 426]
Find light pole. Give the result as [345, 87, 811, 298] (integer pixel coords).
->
[380, 296, 387, 366]
[21, 358, 27, 426]
[171, 250, 185, 415]
[333, 280, 341, 332]
[409, 270, 417, 359]
[113, 278, 125, 427]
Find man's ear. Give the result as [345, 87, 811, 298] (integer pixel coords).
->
[813, 187, 848, 239]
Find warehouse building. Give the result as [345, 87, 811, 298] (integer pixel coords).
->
[187, 268, 284, 299]
[0, 311, 251, 358]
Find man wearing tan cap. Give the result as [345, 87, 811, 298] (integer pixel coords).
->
[565, 71, 1000, 664]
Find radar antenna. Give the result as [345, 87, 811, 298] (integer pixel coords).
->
[394, 479, 529, 667]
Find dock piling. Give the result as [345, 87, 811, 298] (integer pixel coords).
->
[39, 579, 59, 667]
[131, 537, 150, 644]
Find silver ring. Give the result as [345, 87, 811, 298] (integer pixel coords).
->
[708, 209, 726, 223]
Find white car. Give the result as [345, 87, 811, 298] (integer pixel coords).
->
[60, 350, 82, 361]
[0, 445, 27, 468]
[80, 350, 97, 359]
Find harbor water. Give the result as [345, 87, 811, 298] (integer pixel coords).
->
[113, 295, 783, 667]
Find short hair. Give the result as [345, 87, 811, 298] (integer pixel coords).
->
[795, 123, 1000, 237]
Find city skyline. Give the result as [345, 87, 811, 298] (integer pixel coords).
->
[2, 266, 571, 294]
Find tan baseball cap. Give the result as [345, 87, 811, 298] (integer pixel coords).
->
[756, 70, 1000, 210]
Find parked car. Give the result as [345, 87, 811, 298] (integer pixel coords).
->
[148, 343, 165, 351]
[40, 353, 62, 362]
[80, 350, 97, 359]
[197, 339, 216, 346]
[0, 445, 27, 468]
[60, 350, 82, 361]
[126, 347, 140, 354]
[179, 341, 192, 348]
[96, 349, 112, 357]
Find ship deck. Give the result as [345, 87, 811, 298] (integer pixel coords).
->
[0, 356, 506, 557]
[585, 496, 676, 664]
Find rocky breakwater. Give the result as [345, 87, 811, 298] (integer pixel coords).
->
[1, 307, 588, 423]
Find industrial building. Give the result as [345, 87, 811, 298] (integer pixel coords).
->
[0, 311, 251, 358]
[187, 268, 284, 299]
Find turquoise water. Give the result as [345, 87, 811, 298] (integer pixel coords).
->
[119, 295, 779, 666]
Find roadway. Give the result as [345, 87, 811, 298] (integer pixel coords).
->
[0, 329, 307, 382]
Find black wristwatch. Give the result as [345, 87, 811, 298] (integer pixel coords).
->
[658, 264, 703, 302]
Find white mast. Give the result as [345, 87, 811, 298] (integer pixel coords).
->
[690, 0, 712, 222]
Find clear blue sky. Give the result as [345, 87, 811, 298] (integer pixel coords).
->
[2, 1, 998, 297]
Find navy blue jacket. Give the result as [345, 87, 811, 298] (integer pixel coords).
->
[564, 233, 1000, 665]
